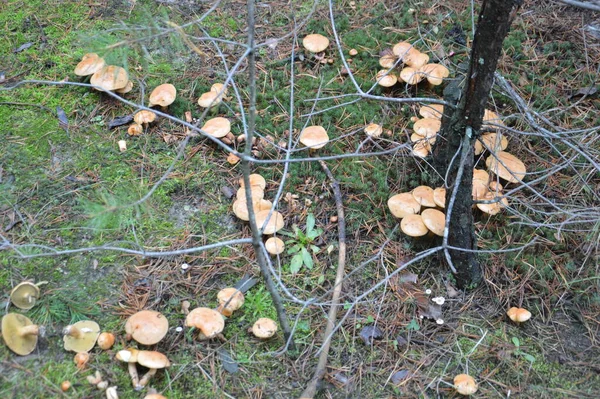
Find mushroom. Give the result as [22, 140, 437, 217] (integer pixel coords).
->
[476, 190, 508, 215]
[486, 151, 526, 183]
[379, 53, 397, 69]
[1, 313, 40, 355]
[376, 70, 398, 87]
[478, 132, 508, 154]
[185, 307, 225, 340]
[149, 83, 176, 108]
[236, 186, 265, 202]
[265, 236, 285, 255]
[216, 287, 245, 317]
[419, 104, 444, 119]
[483, 109, 506, 130]
[392, 42, 418, 63]
[202, 117, 231, 139]
[507, 307, 531, 323]
[433, 187, 446, 208]
[302, 34, 330, 54]
[232, 198, 272, 221]
[411, 140, 431, 158]
[63, 320, 100, 353]
[97, 332, 115, 350]
[254, 209, 285, 235]
[421, 208, 446, 237]
[454, 374, 478, 395]
[133, 110, 156, 126]
[238, 173, 267, 190]
[400, 214, 429, 238]
[399, 67, 424, 85]
[404, 51, 429, 69]
[419, 63, 450, 85]
[412, 186, 436, 208]
[364, 123, 383, 138]
[124, 310, 169, 345]
[74, 53, 106, 77]
[127, 123, 143, 136]
[387, 192, 421, 219]
[197, 90, 222, 109]
[90, 65, 129, 92]
[114, 80, 134, 94]
[251, 317, 278, 339]
[106, 386, 119, 399]
[144, 389, 167, 399]
[10, 281, 41, 310]
[413, 118, 441, 139]
[116, 348, 170, 390]
[299, 125, 329, 150]
[472, 169, 491, 200]
[74, 352, 90, 370]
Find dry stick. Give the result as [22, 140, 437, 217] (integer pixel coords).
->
[299, 160, 346, 399]
[241, 0, 295, 351]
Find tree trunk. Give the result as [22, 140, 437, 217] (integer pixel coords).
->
[433, 0, 522, 288]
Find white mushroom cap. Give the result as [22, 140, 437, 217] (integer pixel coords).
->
[387, 193, 421, 219]
[252, 318, 278, 339]
[302, 34, 329, 53]
[149, 83, 176, 107]
[299, 126, 329, 149]
[202, 117, 231, 138]
[137, 350, 171, 369]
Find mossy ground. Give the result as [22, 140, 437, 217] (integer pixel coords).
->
[1, 0, 599, 398]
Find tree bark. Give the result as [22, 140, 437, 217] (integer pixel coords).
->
[433, 0, 522, 288]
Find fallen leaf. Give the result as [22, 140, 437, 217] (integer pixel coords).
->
[56, 106, 69, 133]
[359, 325, 383, 345]
[217, 348, 239, 373]
[391, 369, 410, 385]
[108, 115, 133, 129]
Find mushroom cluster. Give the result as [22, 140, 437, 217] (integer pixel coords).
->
[376, 42, 450, 88]
[74, 54, 132, 93]
[198, 82, 228, 110]
[388, 185, 447, 238]
[232, 173, 286, 237]
[127, 83, 177, 136]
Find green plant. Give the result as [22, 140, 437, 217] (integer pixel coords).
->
[511, 336, 536, 363]
[280, 214, 323, 274]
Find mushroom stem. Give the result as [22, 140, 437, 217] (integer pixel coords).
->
[18, 324, 39, 337]
[137, 368, 157, 390]
[63, 325, 82, 339]
[127, 362, 139, 389]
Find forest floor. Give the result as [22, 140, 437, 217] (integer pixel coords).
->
[0, 0, 599, 398]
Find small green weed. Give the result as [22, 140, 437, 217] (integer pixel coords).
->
[279, 214, 323, 274]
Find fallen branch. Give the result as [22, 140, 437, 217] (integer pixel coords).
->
[299, 160, 347, 399]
